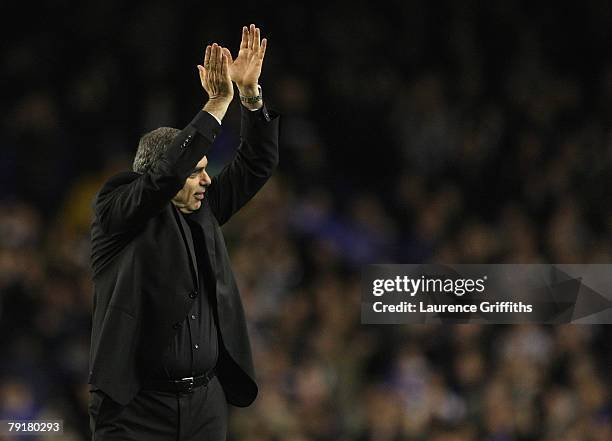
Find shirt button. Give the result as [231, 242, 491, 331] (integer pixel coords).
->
[191, 314, 197, 320]
[194, 344, 199, 349]
[189, 291, 198, 298]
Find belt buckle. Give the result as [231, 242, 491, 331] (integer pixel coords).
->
[180, 376, 195, 393]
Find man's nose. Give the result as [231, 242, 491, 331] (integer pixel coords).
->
[200, 173, 211, 186]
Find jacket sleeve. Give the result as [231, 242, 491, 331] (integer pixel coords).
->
[95, 111, 221, 234]
[207, 105, 280, 225]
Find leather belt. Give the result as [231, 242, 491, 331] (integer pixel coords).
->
[142, 367, 216, 394]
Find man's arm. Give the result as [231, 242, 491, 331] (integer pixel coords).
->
[207, 104, 279, 225]
[207, 24, 280, 225]
[95, 44, 233, 234]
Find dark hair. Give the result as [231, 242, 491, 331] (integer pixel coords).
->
[132, 127, 180, 173]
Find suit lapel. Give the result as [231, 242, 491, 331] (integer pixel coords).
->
[172, 205, 199, 288]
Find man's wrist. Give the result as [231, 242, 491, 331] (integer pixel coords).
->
[203, 96, 232, 122]
[237, 84, 258, 96]
[237, 84, 263, 110]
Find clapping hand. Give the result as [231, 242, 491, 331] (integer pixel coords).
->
[197, 43, 233, 102]
[198, 43, 233, 121]
[222, 24, 267, 93]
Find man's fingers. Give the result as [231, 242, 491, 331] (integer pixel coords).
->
[254, 27, 260, 50]
[216, 45, 223, 71]
[203, 45, 211, 68]
[200, 42, 234, 97]
[240, 26, 248, 49]
[259, 38, 267, 59]
[212, 43, 221, 70]
[209, 44, 219, 88]
[221, 54, 229, 78]
[248, 24, 255, 49]
[221, 47, 233, 63]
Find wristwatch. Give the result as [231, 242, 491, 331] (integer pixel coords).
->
[240, 85, 263, 105]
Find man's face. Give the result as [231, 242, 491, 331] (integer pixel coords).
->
[172, 156, 211, 213]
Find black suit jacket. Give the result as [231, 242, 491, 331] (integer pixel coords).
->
[88, 106, 279, 407]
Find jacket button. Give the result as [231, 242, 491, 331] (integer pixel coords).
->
[172, 322, 182, 329]
[189, 291, 198, 299]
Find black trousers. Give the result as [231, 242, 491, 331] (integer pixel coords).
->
[89, 376, 228, 441]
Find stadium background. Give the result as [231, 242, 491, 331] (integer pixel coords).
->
[1, 1, 611, 440]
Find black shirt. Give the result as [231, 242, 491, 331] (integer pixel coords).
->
[148, 212, 219, 380]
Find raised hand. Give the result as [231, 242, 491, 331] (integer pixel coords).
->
[197, 43, 233, 102]
[198, 43, 233, 121]
[222, 24, 267, 90]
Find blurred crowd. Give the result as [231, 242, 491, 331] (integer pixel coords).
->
[1, 1, 611, 440]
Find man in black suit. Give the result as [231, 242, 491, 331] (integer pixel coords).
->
[88, 24, 279, 440]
